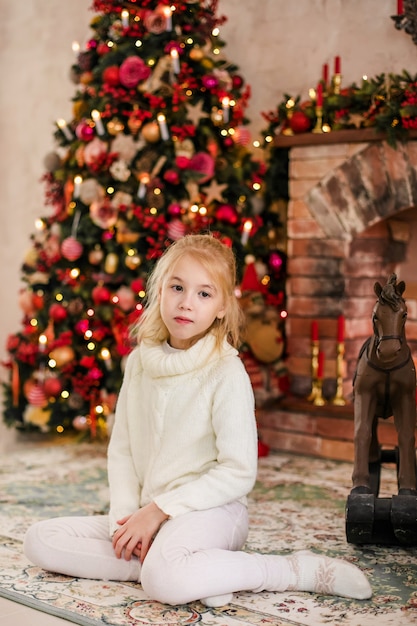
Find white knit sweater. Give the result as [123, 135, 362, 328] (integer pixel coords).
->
[107, 333, 258, 536]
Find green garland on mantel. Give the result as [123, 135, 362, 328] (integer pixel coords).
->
[261, 70, 417, 147]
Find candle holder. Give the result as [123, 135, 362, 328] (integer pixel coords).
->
[312, 105, 323, 134]
[307, 341, 320, 401]
[313, 377, 326, 406]
[332, 342, 347, 406]
[332, 73, 342, 95]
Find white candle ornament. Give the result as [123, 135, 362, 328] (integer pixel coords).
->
[137, 173, 150, 199]
[56, 119, 73, 141]
[73, 175, 83, 199]
[163, 6, 172, 30]
[91, 110, 106, 136]
[121, 9, 129, 27]
[241, 219, 253, 246]
[170, 48, 180, 74]
[222, 97, 230, 124]
[157, 114, 170, 141]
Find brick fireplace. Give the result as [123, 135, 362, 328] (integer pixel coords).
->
[257, 129, 417, 461]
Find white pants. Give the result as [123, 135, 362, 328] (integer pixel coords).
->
[24, 501, 289, 605]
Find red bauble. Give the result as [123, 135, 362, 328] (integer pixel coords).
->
[43, 377, 63, 398]
[232, 74, 244, 89]
[103, 65, 120, 86]
[215, 204, 238, 225]
[27, 384, 47, 407]
[61, 236, 83, 261]
[49, 303, 68, 323]
[92, 285, 112, 304]
[289, 110, 312, 134]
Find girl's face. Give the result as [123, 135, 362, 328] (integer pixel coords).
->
[159, 254, 225, 349]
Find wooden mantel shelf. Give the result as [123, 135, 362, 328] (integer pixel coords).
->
[274, 128, 417, 148]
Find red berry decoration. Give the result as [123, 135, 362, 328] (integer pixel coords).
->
[61, 236, 83, 261]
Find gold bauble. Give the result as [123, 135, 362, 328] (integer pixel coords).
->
[79, 71, 94, 85]
[107, 118, 125, 136]
[104, 252, 119, 274]
[189, 47, 204, 61]
[125, 254, 141, 270]
[141, 122, 161, 143]
[201, 58, 214, 70]
[49, 346, 75, 367]
[73, 100, 88, 121]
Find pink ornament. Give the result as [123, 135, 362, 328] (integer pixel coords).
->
[116, 286, 136, 312]
[27, 384, 47, 407]
[75, 121, 94, 142]
[168, 203, 182, 216]
[168, 219, 186, 241]
[215, 204, 238, 225]
[61, 236, 83, 261]
[202, 75, 218, 90]
[119, 56, 151, 88]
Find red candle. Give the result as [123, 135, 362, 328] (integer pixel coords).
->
[311, 321, 319, 342]
[316, 82, 323, 107]
[398, 0, 404, 14]
[317, 351, 325, 379]
[334, 55, 341, 75]
[337, 315, 345, 343]
[322, 63, 329, 85]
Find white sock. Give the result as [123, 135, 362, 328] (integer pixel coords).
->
[288, 551, 371, 599]
[255, 551, 372, 600]
[200, 593, 234, 607]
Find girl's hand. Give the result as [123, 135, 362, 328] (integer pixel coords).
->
[112, 501, 169, 563]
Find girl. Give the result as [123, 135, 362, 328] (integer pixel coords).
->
[24, 234, 372, 606]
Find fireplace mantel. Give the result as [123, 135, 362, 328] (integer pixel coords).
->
[274, 128, 417, 148]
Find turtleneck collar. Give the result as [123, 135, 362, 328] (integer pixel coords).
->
[138, 333, 237, 379]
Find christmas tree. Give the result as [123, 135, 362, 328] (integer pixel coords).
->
[3, 0, 286, 437]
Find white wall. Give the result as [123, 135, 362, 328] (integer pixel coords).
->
[0, 0, 414, 443]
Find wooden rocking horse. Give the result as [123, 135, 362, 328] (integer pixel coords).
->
[346, 274, 417, 545]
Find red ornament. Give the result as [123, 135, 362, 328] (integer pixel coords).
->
[103, 65, 120, 86]
[49, 303, 68, 323]
[232, 74, 244, 89]
[27, 384, 47, 407]
[92, 285, 112, 304]
[43, 377, 63, 398]
[61, 236, 83, 261]
[289, 110, 312, 134]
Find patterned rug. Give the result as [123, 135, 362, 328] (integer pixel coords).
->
[0, 443, 417, 625]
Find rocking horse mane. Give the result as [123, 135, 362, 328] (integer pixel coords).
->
[374, 273, 405, 312]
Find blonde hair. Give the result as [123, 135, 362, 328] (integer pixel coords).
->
[134, 234, 244, 349]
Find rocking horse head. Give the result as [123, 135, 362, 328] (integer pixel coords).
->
[372, 273, 407, 364]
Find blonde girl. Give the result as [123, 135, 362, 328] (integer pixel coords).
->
[24, 234, 371, 606]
